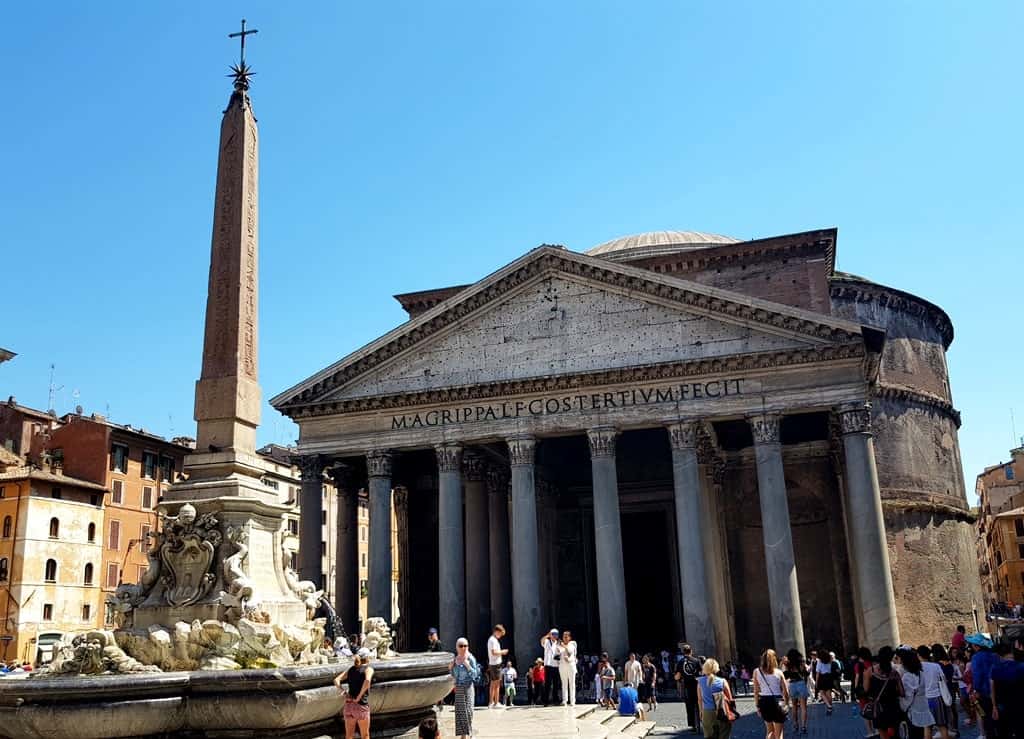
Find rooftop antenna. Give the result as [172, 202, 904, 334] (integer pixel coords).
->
[47, 364, 63, 415]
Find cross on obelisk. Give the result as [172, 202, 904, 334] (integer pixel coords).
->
[228, 18, 258, 65]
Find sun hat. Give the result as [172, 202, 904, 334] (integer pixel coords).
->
[549, 629, 559, 635]
[357, 648, 371, 659]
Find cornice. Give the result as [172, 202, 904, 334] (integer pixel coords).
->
[873, 384, 961, 429]
[634, 237, 836, 280]
[275, 249, 865, 413]
[830, 276, 953, 349]
[290, 343, 866, 419]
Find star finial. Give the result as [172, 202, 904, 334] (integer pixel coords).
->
[228, 61, 255, 92]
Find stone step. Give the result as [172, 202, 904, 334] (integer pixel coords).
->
[601, 714, 637, 733]
[622, 719, 657, 736]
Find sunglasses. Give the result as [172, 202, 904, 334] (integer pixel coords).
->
[458, 644, 468, 648]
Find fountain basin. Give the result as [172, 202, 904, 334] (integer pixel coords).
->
[0, 652, 453, 738]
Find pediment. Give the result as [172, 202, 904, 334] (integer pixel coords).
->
[271, 247, 866, 413]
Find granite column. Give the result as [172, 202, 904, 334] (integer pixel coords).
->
[366, 450, 394, 623]
[436, 443, 466, 643]
[508, 436, 542, 673]
[463, 452, 491, 648]
[667, 422, 716, 656]
[297, 455, 326, 587]
[587, 427, 629, 661]
[329, 464, 360, 635]
[488, 467, 513, 633]
[839, 403, 900, 651]
[749, 414, 805, 654]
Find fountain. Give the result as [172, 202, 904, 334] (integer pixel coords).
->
[0, 22, 451, 737]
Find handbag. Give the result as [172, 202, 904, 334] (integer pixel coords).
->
[862, 672, 890, 721]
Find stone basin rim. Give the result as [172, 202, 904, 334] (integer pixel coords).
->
[0, 652, 454, 704]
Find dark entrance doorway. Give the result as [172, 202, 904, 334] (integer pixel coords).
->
[621, 509, 676, 654]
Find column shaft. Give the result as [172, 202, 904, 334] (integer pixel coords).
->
[297, 456, 325, 587]
[437, 444, 466, 643]
[488, 468, 513, 633]
[464, 454, 491, 648]
[366, 451, 393, 623]
[840, 404, 900, 650]
[750, 415, 805, 654]
[508, 436, 542, 673]
[588, 427, 629, 661]
[668, 423, 716, 656]
[331, 467, 359, 635]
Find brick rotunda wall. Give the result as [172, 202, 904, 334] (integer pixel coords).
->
[830, 275, 983, 646]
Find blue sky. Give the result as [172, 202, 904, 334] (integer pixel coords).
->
[1, 2, 1021, 500]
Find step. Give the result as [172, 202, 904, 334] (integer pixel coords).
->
[623, 719, 657, 737]
[601, 714, 637, 733]
[573, 703, 602, 720]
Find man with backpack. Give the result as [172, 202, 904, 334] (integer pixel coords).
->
[674, 643, 702, 732]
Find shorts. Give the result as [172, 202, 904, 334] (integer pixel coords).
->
[929, 697, 950, 727]
[487, 664, 502, 682]
[505, 684, 517, 697]
[758, 695, 787, 724]
[816, 673, 833, 692]
[343, 701, 370, 721]
[789, 680, 808, 700]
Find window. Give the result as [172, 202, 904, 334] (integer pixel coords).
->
[159, 456, 174, 483]
[361, 552, 367, 567]
[42, 604, 53, 621]
[322, 511, 327, 526]
[87, 522, 96, 543]
[111, 444, 128, 474]
[288, 519, 299, 535]
[0, 486, 5, 498]
[1017, 544, 1024, 560]
[142, 486, 154, 510]
[142, 452, 157, 479]
[106, 563, 119, 588]
[1009, 466, 1016, 481]
[262, 478, 279, 490]
[1016, 519, 1024, 537]
[140, 524, 151, 552]
[83, 563, 93, 586]
[0, 558, 7, 581]
[82, 603, 91, 621]
[109, 520, 121, 550]
[48, 517, 59, 538]
[360, 579, 368, 598]
[51, 486, 62, 500]
[90, 493, 99, 506]
[320, 574, 327, 590]
[289, 551, 298, 570]
[111, 479, 124, 505]
[360, 526, 366, 542]
[321, 541, 327, 556]
[2, 516, 10, 538]
[44, 559, 57, 582]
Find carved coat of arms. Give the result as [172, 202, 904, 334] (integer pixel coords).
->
[159, 504, 223, 607]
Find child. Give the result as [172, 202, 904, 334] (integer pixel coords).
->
[600, 658, 616, 709]
[501, 660, 518, 706]
[418, 716, 441, 738]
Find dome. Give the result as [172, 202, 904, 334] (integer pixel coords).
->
[585, 230, 740, 262]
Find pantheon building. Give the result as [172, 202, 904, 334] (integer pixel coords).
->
[272, 228, 981, 666]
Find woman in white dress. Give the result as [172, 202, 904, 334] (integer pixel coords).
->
[558, 630, 578, 706]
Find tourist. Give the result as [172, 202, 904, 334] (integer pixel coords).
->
[625, 653, 643, 692]
[618, 681, 646, 722]
[990, 641, 1024, 738]
[600, 656, 616, 709]
[739, 665, 751, 695]
[753, 648, 789, 739]
[865, 646, 904, 739]
[918, 644, 952, 739]
[814, 648, 834, 714]
[660, 650, 672, 695]
[334, 647, 373, 739]
[501, 660, 518, 706]
[641, 654, 657, 712]
[830, 652, 848, 703]
[727, 662, 738, 696]
[932, 644, 959, 732]
[486, 624, 508, 708]
[417, 716, 440, 738]
[951, 625, 967, 652]
[853, 647, 875, 738]
[540, 628, 561, 706]
[900, 648, 934, 739]
[699, 657, 736, 739]
[675, 643, 702, 732]
[427, 627, 445, 653]
[450, 638, 480, 739]
[558, 629, 578, 706]
[969, 632, 998, 739]
[784, 649, 810, 735]
[528, 658, 545, 705]
[953, 648, 975, 727]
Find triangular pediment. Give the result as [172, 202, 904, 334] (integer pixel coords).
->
[271, 247, 866, 412]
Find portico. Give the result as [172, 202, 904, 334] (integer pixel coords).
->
[272, 243, 901, 661]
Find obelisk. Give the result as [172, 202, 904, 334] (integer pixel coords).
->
[143, 34, 309, 628]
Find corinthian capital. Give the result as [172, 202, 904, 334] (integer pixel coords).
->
[839, 403, 873, 436]
[435, 443, 463, 473]
[748, 414, 781, 445]
[486, 466, 510, 496]
[366, 450, 393, 479]
[667, 422, 698, 451]
[296, 454, 326, 481]
[462, 450, 487, 481]
[328, 463, 358, 494]
[507, 436, 536, 467]
[587, 427, 618, 459]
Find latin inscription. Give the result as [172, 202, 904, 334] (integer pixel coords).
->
[390, 378, 744, 430]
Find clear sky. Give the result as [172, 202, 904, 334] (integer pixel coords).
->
[1, 2, 1021, 500]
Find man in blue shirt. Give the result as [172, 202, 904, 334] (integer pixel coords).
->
[968, 633, 999, 738]
[618, 682, 646, 721]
